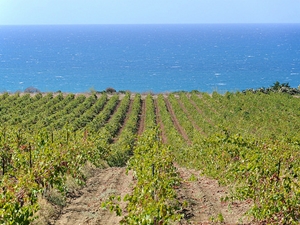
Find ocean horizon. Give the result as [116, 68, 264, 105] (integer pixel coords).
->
[0, 24, 300, 93]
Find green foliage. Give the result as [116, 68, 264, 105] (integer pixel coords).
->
[108, 94, 141, 167]
[124, 128, 182, 224]
[156, 94, 185, 148]
[176, 130, 300, 224]
[103, 128, 182, 224]
[106, 87, 117, 94]
[144, 94, 156, 130]
[243, 81, 300, 95]
[158, 91, 300, 224]
[0, 90, 299, 224]
[0, 127, 100, 223]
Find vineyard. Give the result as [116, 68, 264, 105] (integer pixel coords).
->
[0, 91, 299, 224]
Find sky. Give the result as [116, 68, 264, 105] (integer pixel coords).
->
[0, 0, 300, 25]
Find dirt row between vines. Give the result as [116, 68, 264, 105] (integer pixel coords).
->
[164, 97, 191, 144]
[113, 99, 134, 142]
[154, 98, 168, 144]
[52, 167, 132, 225]
[50, 94, 252, 224]
[177, 98, 206, 136]
[51, 166, 252, 225]
[137, 98, 146, 135]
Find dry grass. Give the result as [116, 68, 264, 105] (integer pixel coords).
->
[32, 195, 61, 225]
[32, 161, 107, 225]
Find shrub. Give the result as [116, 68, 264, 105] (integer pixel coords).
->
[105, 87, 116, 94]
[24, 87, 41, 93]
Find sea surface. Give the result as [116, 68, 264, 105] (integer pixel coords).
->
[0, 24, 300, 93]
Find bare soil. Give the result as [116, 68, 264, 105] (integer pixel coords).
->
[164, 97, 191, 144]
[176, 167, 252, 225]
[113, 99, 134, 142]
[52, 166, 252, 225]
[53, 167, 133, 225]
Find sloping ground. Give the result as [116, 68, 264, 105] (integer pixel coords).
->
[113, 99, 134, 142]
[53, 167, 133, 225]
[176, 167, 253, 225]
[177, 98, 206, 136]
[164, 97, 191, 144]
[51, 166, 252, 225]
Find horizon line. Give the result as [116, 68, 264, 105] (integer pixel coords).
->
[1, 22, 300, 26]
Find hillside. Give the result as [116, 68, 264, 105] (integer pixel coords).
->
[0, 91, 299, 224]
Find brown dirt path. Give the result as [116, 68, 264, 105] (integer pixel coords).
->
[53, 167, 133, 225]
[51, 166, 252, 225]
[50, 165, 253, 225]
[177, 167, 252, 225]
[164, 97, 191, 144]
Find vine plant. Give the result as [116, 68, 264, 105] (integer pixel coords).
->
[103, 128, 182, 224]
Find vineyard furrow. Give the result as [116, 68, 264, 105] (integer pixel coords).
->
[103, 93, 131, 139]
[86, 94, 119, 133]
[28, 94, 76, 129]
[3, 93, 56, 126]
[0, 91, 299, 224]
[113, 98, 134, 142]
[177, 98, 206, 136]
[54, 167, 133, 225]
[188, 95, 215, 127]
[103, 97, 123, 125]
[72, 94, 107, 131]
[164, 96, 191, 144]
[176, 167, 251, 224]
[190, 93, 222, 135]
[46, 95, 95, 130]
[156, 95, 185, 148]
[144, 94, 156, 130]
[154, 98, 167, 144]
[107, 94, 141, 167]
[137, 98, 146, 135]
[199, 93, 220, 115]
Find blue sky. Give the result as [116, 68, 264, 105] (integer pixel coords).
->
[0, 0, 300, 25]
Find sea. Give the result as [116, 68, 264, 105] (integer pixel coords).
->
[0, 24, 300, 93]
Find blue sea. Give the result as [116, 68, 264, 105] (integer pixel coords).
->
[0, 24, 300, 93]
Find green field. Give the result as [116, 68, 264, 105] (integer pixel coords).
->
[0, 90, 299, 224]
